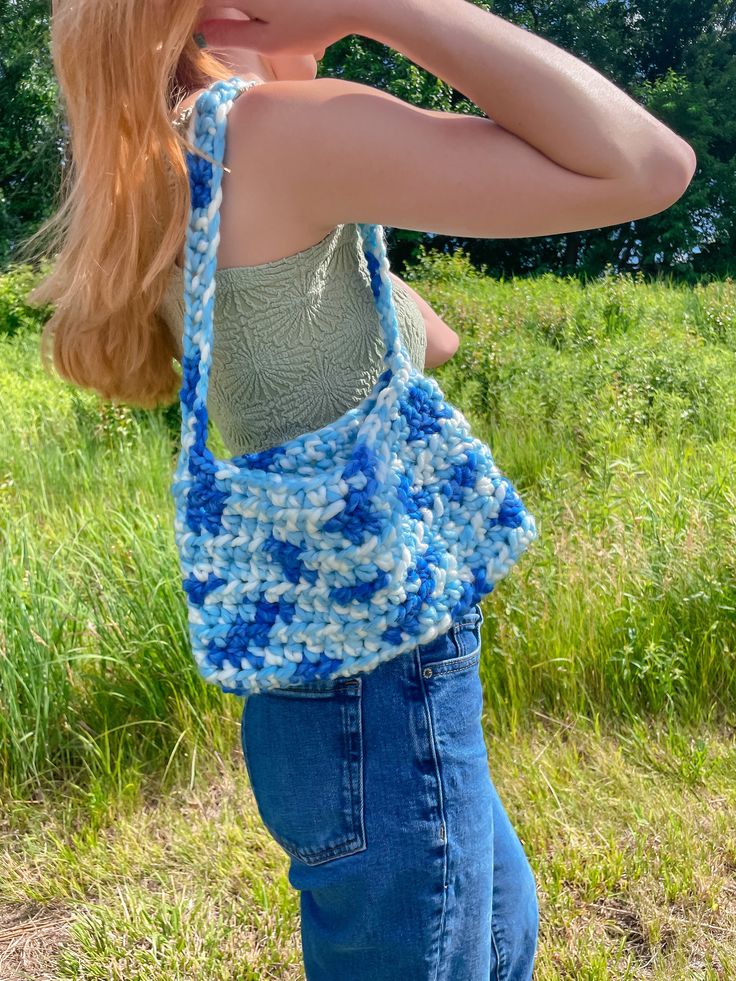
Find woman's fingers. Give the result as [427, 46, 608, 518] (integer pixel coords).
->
[196, 1, 271, 29]
[197, 1, 270, 18]
[195, 3, 295, 55]
[196, 16, 271, 52]
[192, 0, 353, 55]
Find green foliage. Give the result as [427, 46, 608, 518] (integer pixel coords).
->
[3, 722, 736, 978]
[2, 272, 735, 800]
[0, 261, 54, 337]
[3, 271, 736, 977]
[402, 242, 489, 285]
[0, 0, 62, 269]
[482, 0, 735, 279]
[3, 1, 734, 279]
[684, 277, 736, 346]
[415, 267, 736, 727]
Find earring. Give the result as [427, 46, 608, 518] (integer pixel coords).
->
[193, 32, 207, 49]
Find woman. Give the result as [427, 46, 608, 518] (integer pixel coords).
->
[24, 1, 695, 978]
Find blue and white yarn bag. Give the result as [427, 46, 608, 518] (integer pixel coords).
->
[171, 75, 538, 696]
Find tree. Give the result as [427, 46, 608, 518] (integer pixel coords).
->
[2, 0, 734, 281]
[0, 0, 61, 269]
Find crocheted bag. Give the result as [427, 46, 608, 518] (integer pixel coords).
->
[171, 75, 538, 696]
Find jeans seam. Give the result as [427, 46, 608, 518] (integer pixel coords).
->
[431, 652, 481, 677]
[415, 648, 449, 981]
[490, 914, 510, 981]
[241, 685, 367, 867]
[343, 688, 355, 845]
[294, 685, 365, 864]
[353, 679, 367, 856]
[490, 919, 503, 981]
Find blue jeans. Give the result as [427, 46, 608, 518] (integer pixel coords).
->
[239, 603, 539, 980]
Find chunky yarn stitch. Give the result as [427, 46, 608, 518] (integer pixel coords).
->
[171, 75, 538, 695]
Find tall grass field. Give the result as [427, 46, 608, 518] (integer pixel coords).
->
[1, 252, 735, 979]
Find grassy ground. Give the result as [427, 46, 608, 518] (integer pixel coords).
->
[1, 256, 735, 978]
[3, 722, 735, 979]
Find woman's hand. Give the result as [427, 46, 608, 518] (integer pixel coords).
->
[196, 0, 363, 56]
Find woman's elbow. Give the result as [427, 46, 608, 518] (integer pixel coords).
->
[424, 326, 460, 369]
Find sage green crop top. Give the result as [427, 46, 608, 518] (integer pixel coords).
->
[158, 100, 427, 457]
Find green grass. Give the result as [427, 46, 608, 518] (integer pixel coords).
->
[2, 722, 735, 979]
[1, 254, 735, 977]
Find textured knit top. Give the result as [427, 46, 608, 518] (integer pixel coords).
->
[157, 99, 427, 457]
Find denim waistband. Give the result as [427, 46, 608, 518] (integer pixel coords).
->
[451, 602, 484, 633]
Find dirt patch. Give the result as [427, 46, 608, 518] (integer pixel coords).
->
[594, 898, 654, 965]
[0, 901, 72, 981]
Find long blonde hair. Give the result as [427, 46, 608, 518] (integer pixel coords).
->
[17, 0, 244, 409]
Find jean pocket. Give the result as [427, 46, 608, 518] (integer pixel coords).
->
[240, 677, 367, 867]
[418, 603, 484, 677]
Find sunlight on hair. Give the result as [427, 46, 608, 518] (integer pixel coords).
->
[14, 0, 235, 410]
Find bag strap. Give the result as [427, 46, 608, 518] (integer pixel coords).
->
[178, 75, 410, 465]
